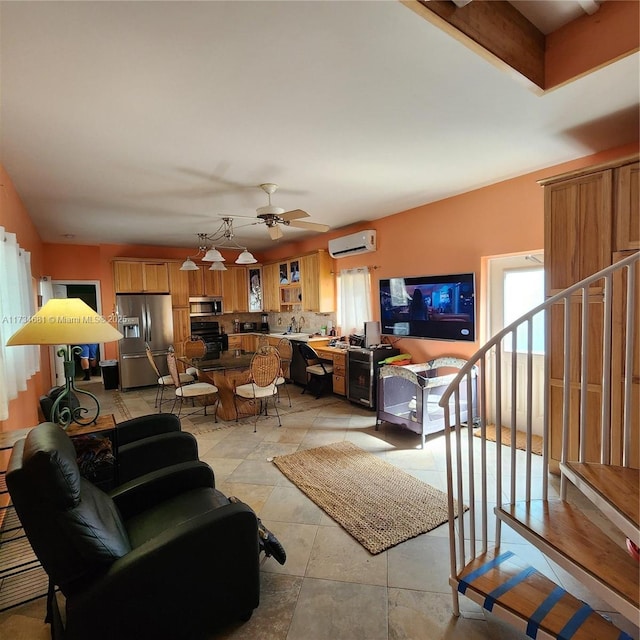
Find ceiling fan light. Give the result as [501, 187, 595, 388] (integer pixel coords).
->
[209, 261, 227, 271]
[257, 204, 285, 216]
[235, 250, 257, 265]
[203, 247, 224, 262]
[179, 258, 199, 271]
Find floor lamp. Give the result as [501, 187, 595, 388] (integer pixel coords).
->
[6, 298, 123, 429]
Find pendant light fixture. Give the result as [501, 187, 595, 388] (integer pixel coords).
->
[179, 220, 256, 271]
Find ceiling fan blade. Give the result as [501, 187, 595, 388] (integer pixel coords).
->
[215, 213, 257, 220]
[268, 225, 284, 240]
[287, 220, 330, 233]
[280, 209, 309, 221]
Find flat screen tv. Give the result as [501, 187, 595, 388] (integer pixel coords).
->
[379, 273, 476, 342]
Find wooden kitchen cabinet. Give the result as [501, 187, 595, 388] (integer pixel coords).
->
[168, 262, 189, 307]
[241, 334, 258, 352]
[262, 262, 280, 312]
[299, 251, 334, 312]
[540, 153, 639, 468]
[227, 335, 242, 351]
[172, 307, 191, 358]
[187, 266, 223, 297]
[265, 250, 335, 313]
[114, 260, 169, 293]
[221, 267, 248, 313]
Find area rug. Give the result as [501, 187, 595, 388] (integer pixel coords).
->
[273, 441, 464, 554]
[473, 424, 543, 456]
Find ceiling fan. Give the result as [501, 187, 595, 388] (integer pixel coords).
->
[232, 183, 330, 240]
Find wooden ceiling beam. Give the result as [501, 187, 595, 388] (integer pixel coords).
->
[405, 0, 545, 90]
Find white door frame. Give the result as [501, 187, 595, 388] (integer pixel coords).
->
[487, 253, 545, 436]
[49, 280, 103, 387]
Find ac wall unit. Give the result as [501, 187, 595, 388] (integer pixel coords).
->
[328, 230, 377, 258]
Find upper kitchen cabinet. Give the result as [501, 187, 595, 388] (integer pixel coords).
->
[615, 160, 639, 251]
[221, 266, 248, 313]
[187, 266, 223, 297]
[266, 250, 335, 313]
[168, 261, 189, 307]
[262, 262, 280, 312]
[299, 251, 334, 312]
[114, 260, 169, 293]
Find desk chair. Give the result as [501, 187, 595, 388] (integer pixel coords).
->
[166, 349, 219, 420]
[298, 343, 334, 398]
[233, 347, 281, 432]
[145, 343, 195, 412]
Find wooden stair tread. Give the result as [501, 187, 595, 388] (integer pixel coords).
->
[457, 550, 629, 639]
[497, 500, 639, 611]
[562, 462, 639, 529]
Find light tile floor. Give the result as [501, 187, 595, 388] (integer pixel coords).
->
[1, 378, 638, 640]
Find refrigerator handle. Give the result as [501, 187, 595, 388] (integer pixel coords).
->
[146, 303, 152, 342]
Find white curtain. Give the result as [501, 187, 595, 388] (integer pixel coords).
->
[0, 228, 39, 420]
[338, 267, 372, 335]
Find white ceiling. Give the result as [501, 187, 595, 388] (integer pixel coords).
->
[1, 1, 638, 252]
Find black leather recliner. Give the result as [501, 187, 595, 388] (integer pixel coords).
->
[7, 422, 260, 640]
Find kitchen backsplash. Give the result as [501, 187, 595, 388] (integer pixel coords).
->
[218, 312, 338, 335]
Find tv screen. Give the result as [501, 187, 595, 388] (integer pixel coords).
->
[379, 273, 476, 342]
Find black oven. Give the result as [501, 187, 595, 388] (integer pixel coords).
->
[347, 347, 399, 409]
[190, 321, 229, 358]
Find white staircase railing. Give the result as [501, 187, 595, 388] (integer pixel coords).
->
[438, 250, 639, 630]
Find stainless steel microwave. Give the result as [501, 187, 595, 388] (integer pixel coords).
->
[189, 297, 223, 316]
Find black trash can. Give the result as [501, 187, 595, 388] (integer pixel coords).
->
[100, 359, 119, 390]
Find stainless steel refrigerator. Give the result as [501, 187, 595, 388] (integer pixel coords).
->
[116, 293, 174, 390]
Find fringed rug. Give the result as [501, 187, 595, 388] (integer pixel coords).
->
[273, 441, 464, 554]
[473, 424, 543, 456]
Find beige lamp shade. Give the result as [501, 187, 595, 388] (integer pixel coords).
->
[6, 298, 123, 346]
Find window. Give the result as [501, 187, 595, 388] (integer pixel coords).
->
[337, 267, 371, 335]
[0, 228, 38, 420]
[503, 267, 545, 354]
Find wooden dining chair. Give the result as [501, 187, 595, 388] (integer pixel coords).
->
[275, 338, 293, 407]
[183, 337, 207, 380]
[145, 343, 195, 412]
[233, 346, 281, 432]
[166, 349, 219, 420]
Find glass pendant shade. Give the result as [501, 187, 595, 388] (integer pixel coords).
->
[209, 261, 227, 271]
[203, 248, 224, 262]
[235, 250, 257, 264]
[179, 258, 199, 271]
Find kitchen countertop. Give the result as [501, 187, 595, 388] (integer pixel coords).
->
[227, 331, 333, 343]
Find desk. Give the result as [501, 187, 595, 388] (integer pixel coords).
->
[179, 352, 255, 421]
[312, 346, 348, 396]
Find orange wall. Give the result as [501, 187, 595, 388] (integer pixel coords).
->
[0, 166, 48, 433]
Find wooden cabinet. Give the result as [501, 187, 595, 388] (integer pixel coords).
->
[241, 334, 258, 352]
[221, 267, 248, 313]
[264, 250, 335, 313]
[172, 307, 191, 357]
[168, 262, 189, 307]
[615, 161, 639, 251]
[114, 261, 169, 293]
[332, 350, 347, 396]
[299, 251, 334, 312]
[543, 170, 612, 295]
[228, 335, 242, 351]
[187, 266, 223, 297]
[262, 263, 280, 312]
[541, 153, 639, 468]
